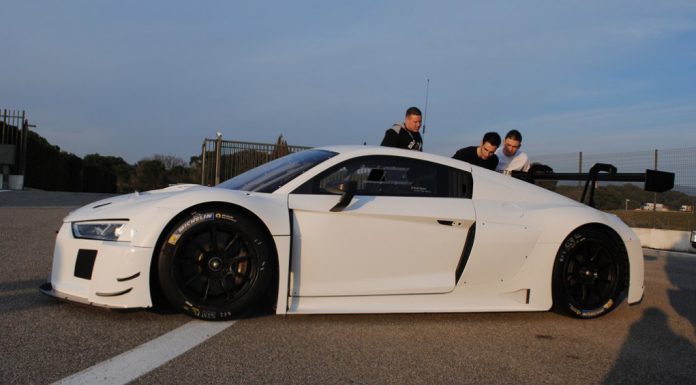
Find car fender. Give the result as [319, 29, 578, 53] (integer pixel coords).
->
[64, 186, 291, 248]
[130, 189, 291, 248]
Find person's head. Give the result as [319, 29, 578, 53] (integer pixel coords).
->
[478, 131, 501, 160]
[502, 129, 523, 157]
[404, 107, 422, 133]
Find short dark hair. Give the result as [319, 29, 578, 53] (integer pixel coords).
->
[405, 107, 422, 117]
[482, 131, 501, 147]
[505, 129, 522, 142]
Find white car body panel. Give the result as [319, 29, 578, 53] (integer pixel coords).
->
[50, 223, 153, 308]
[66, 186, 293, 244]
[47, 185, 292, 309]
[42, 145, 645, 317]
[288, 194, 474, 296]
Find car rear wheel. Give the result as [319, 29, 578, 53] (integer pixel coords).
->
[158, 209, 274, 320]
[552, 227, 628, 318]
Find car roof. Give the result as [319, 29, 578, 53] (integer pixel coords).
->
[315, 145, 467, 168]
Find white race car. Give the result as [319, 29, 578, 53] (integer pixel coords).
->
[41, 146, 648, 320]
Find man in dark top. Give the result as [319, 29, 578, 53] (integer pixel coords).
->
[452, 131, 501, 170]
[380, 107, 423, 151]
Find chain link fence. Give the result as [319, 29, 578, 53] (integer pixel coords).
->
[198, 139, 695, 230]
[533, 147, 696, 193]
[533, 147, 696, 230]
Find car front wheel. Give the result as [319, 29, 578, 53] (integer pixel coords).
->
[158, 209, 275, 320]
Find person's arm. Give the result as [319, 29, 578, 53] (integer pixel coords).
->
[507, 152, 530, 172]
[520, 153, 531, 172]
[380, 129, 400, 148]
[495, 159, 506, 172]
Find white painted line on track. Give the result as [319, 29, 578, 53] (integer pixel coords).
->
[51, 319, 236, 385]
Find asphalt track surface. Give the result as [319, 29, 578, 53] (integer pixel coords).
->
[1, 190, 696, 385]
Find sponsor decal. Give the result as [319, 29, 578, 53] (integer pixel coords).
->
[215, 213, 237, 222]
[184, 303, 201, 317]
[604, 299, 614, 309]
[200, 310, 217, 320]
[569, 299, 612, 318]
[168, 213, 215, 245]
[168, 234, 181, 245]
[559, 234, 586, 263]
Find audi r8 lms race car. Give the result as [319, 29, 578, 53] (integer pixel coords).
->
[41, 145, 661, 320]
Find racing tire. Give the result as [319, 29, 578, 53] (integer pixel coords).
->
[158, 209, 275, 320]
[552, 227, 628, 319]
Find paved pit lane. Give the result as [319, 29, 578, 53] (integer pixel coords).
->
[1, 191, 695, 384]
[51, 320, 237, 385]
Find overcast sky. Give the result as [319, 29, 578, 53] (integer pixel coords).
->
[2, 1, 695, 164]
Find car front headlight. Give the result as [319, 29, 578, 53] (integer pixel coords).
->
[71, 221, 128, 241]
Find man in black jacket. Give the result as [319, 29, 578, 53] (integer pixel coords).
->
[380, 107, 423, 151]
[452, 131, 501, 170]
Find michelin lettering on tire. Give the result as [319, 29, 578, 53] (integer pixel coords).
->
[167, 212, 215, 245]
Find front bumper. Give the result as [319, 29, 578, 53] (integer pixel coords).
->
[41, 222, 154, 309]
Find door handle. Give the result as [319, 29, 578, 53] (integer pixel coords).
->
[437, 220, 464, 227]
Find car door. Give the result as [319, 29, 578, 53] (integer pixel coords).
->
[288, 155, 475, 297]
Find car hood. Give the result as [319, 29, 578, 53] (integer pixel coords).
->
[63, 184, 292, 247]
[65, 184, 212, 222]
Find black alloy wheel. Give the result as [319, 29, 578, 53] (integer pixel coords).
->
[158, 209, 274, 320]
[552, 227, 628, 318]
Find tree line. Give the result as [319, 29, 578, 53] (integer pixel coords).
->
[553, 183, 694, 211]
[24, 130, 199, 193]
[20, 129, 696, 208]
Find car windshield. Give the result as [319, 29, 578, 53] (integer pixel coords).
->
[216, 149, 337, 192]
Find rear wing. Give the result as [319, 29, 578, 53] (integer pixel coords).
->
[510, 163, 675, 208]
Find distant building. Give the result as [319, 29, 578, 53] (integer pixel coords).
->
[680, 205, 693, 213]
[640, 202, 669, 212]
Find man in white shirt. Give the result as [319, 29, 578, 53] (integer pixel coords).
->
[496, 130, 530, 175]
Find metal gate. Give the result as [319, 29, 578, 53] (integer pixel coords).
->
[0, 109, 29, 189]
[200, 135, 311, 186]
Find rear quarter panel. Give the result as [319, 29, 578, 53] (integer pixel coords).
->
[465, 167, 643, 307]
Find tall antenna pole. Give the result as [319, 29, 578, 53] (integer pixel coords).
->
[422, 78, 430, 135]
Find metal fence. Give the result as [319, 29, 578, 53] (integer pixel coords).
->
[198, 138, 695, 229]
[200, 140, 696, 195]
[533, 147, 696, 230]
[532, 147, 696, 196]
[0, 109, 29, 188]
[200, 136, 311, 186]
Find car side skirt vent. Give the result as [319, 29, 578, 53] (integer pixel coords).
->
[455, 223, 476, 284]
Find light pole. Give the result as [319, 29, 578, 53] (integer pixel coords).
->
[625, 198, 630, 211]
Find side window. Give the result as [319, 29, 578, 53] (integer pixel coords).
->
[295, 156, 472, 198]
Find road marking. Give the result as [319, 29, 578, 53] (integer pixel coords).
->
[51, 319, 236, 385]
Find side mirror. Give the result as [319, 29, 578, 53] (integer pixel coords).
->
[326, 181, 357, 212]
